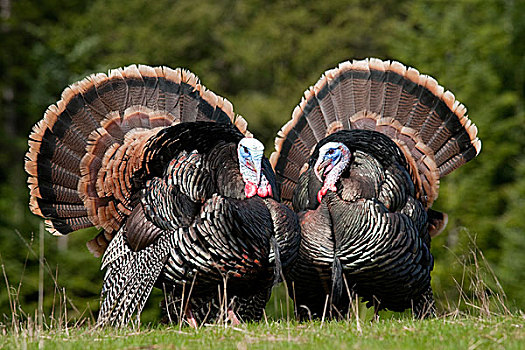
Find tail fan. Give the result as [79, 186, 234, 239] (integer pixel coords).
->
[271, 58, 481, 208]
[25, 65, 250, 242]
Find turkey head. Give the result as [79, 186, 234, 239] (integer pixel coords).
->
[313, 142, 351, 203]
[238, 138, 273, 198]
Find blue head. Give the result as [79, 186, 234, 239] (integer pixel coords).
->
[238, 138, 265, 197]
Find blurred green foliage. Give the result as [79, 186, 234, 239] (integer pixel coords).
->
[0, 0, 523, 323]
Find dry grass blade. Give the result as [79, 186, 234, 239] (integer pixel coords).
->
[444, 231, 512, 318]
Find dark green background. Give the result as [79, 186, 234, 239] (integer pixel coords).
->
[1, 0, 523, 323]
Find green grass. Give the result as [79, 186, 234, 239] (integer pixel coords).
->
[2, 315, 524, 350]
[2, 229, 523, 349]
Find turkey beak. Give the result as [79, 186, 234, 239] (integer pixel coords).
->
[255, 161, 262, 186]
[246, 158, 262, 185]
[315, 158, 332, 181]
[245, 159, 256, 172]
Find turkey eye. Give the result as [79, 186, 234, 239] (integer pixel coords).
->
[242, 146, 249, 154]
[328, 149, 335, 155]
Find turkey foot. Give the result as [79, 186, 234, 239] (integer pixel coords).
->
[185, 307, 198, 329]
[227, 308, 240, 326]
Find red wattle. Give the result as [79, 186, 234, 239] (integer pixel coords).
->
[257, 185, 268, 197]
[317, 187, 328, 203]
[257, 184, 274, 198]
[245, 182, 258, 198]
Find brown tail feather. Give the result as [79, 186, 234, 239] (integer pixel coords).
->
[26, 65, 251, 242]
[271, 58, 481, 207]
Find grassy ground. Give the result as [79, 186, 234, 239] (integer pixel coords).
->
[2, 229, 523, 349]
[1, 315, 524, 350]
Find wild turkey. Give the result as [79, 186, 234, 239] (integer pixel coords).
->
[25, 65, 300, 327]
[271, 58, 481, 319]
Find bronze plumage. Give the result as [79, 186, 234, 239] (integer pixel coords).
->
[271, 58, 481, 319]
[25, 65, 300, 327]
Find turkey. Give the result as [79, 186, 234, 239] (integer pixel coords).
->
[25, 65, 300, 327]
[270, 58, 481, 319]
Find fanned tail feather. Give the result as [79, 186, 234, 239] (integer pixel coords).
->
[25, 64, 251, 241]
[271, 58, 481, 208]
